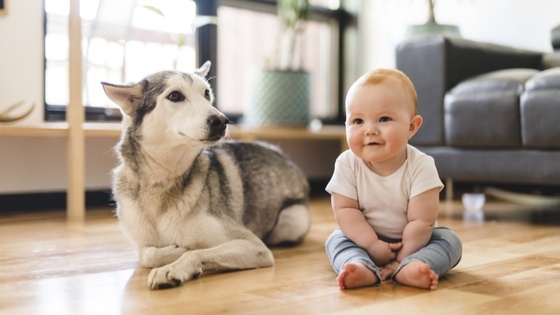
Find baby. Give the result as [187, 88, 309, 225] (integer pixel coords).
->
[325, 68, 462, 290]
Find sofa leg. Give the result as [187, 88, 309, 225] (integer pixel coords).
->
[445, 178, 454, 202]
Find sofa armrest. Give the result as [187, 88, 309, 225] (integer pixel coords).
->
[395, 35, 543, 146]
[542, 52, 560, 69]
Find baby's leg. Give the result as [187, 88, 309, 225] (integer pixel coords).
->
[326, 229, 381, 290]
[392, 227, 462, 290]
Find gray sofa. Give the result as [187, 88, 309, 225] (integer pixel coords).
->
[395, 35, 560, 188]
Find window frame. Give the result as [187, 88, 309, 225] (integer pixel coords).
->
[43, 0, 351, 124]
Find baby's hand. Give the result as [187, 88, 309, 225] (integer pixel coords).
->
[367, 240, 402, 266]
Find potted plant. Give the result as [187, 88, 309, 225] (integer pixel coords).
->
[245, 0, 311, 126]
[406, 0, 460, 37]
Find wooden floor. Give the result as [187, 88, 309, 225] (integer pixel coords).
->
[1, 196, 560, 315]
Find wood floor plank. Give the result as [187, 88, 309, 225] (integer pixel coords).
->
[1, 197, 560, 314]
[338, 289, 499, 315]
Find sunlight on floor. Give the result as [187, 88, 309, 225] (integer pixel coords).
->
[33, 269, 135, 315]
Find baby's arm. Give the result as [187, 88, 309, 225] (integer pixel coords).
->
[331, 193, 401, 266]
[395, 188, 440, 262]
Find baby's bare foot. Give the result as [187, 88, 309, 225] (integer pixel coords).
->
[337, 262, 379, 290]
[379, 261, 399, 280]
[394, 260, 438, 290]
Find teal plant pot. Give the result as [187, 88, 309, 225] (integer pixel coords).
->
[245, 70, 311, 126]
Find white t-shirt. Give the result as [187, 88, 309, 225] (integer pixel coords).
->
[326, 145, 443, 240]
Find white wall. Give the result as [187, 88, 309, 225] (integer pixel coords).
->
[1, 0, 560, 194]
[361, 0, 560, 71]
[0, 136, 118, 193]
[0, 0, 44, 123]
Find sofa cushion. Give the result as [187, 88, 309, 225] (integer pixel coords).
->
[449, 69, 538, 94]
[419, 146, 560, 185]
[444, 69, 539, 148]
[520, 67, 560, 148]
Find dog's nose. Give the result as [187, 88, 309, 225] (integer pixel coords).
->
[208, 115, 229, 134]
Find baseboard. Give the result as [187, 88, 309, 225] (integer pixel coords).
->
[0, 182, 331, 214]
[308, 179, 330, 198]
[0, 190, 114, 213]
[0, 183, 328, 213]
[2, 182, 556, 214]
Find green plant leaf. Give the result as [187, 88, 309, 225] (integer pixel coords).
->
[143, 5, 165, 17]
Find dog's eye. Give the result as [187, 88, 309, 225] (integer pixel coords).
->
[204, 89, 211, 101]
[167, 91, 185, 103]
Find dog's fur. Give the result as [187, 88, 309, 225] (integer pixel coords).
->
[102, 62, 311, 290]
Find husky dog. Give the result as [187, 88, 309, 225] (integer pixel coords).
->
[102, 62, 311, 290]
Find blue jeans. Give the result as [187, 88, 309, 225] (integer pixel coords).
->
[325, 227, 462, 286]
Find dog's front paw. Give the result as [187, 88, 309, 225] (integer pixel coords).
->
[147, 263, 203, 290]
[148, 267, 182, 290]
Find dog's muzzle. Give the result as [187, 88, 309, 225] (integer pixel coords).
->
[207, 114, 229, 140]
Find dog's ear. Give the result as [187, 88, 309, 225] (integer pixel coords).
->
[101, 82, 144, 117]
[195, 61, 211, 78]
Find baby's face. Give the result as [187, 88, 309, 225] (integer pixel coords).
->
[345, 79, 418, 173]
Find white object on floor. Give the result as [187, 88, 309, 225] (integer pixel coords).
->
[462, 193, 485, 222]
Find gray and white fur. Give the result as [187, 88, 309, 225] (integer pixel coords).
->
[102, 61, 311, 290]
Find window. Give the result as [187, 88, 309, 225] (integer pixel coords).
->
[217, 0, 344, 122]
[44, 0, 198, 120]
[44, 0, 350, 123]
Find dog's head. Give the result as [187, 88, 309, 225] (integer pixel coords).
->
[102, 61, 229, 147]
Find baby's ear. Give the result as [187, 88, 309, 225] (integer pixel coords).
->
[409, 115, 423, 138]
